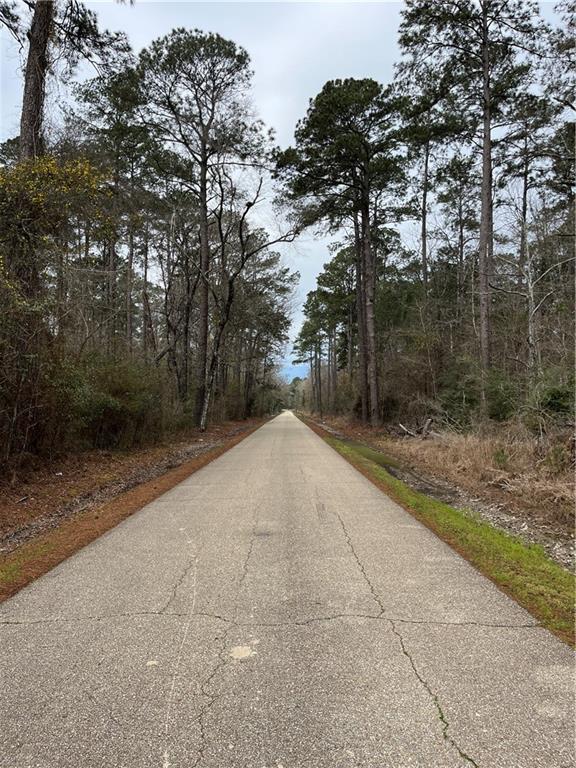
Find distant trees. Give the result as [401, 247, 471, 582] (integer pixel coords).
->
[278, 78, 403, 425]
[136, 29, 264, 425]
[287, 0, 574, 430]
[0, 24, 297, 467]
[398, 0, 547, 399]
[0, 0, 572, 467]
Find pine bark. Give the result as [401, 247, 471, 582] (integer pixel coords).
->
[353, 215, 369, 422]
[195, 146, 210, 424]
[20, 0, 54, 160]
[361, 203, 380, 427]
[478, 3, 493, 391]
[421, 138, 430, 295]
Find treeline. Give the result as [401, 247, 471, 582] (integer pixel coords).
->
[283, 0, 574, 430]
[0, 2, 297, 466]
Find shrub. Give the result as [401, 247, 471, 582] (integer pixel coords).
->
[485, 371, 520, 422]
[437, 357, 480, 426]
[539, 384, 573, 415]
[72, 359, 165, 450]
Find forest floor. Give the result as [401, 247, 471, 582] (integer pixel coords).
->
[0, 418, 264, 599]
[303, 413, 574, 571]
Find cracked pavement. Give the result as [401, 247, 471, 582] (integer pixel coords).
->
[0, 411, 573, 767]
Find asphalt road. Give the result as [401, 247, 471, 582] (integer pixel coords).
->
[0, 411, 573, 768]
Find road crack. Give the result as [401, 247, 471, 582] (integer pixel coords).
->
[331, 508, 386, 614]
[160, 554, 198, 614]
[191, 625, 232, 768]
[162, 552, 198, 768]
[388, 617, 479, 767]
[0, 612, 539, 630]
[320, 501, 480, 766]
[190, 504, 261, 767]
[84, 689, 123, 729]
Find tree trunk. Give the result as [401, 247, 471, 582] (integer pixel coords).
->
[361, 202, 379, 427]
[353, 215, 369, 422]
[20, 0, 54, 159]
[421, 138, 430, 296]
[525, 239, 541, 381]
[316, 345, 323, 418]
[456, 196, 465, 322]
[199, 322, 224, 432]
[518, 135, 529, 289]
[195, 146, 210, 425]
[107, 238, 116, 356]
[126, 225, 134, 354]
[478, 4, 493, 399]
[9, 1, 54, 297]
[199, 278, 235, 432]
[331, 329, 337, 409]
[326, 334, 333, 410]
[347, 304, 353, 378]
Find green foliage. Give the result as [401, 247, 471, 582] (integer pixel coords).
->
[0, 157, 106, 289]
[277, 77, 404, 229]
[485, 371, 521, 422]
[522, 369, 575, 432]
[436, 358, 480, 426]
[539, 383, 573, 415]
[72, 360, 164, 449]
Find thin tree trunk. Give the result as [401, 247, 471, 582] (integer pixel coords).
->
[347, 304, 353, 378]
[326, 334, 332, 410]
[361, 202, 379, 427]
[353, 215, 369, 422]
[126, 225, 134, 354]
[107, 239, 116, 356]
[456, 197, 465, 322]
[331, 329, 337, 408]
[421, 138, 430, 296]
[308, 357, 314, 412]
[199, 277, 234, 431]
[478, 3, 493, 399]
[316, 345, 323, 418]
[518, 136, 529, 289]
[525, 238, 541, 381]
[195, 146, 210, 425]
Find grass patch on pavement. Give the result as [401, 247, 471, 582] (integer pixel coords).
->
[314, 426, 574, 645]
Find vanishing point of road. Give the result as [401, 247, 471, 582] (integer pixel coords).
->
[1, 412, 573, 767]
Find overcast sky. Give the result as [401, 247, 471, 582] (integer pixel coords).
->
[0, 1, 556, 378]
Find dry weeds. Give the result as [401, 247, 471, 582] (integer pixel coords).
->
[316, 415, 575, 534]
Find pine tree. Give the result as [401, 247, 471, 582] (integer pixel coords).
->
[398, 0, 547, 402]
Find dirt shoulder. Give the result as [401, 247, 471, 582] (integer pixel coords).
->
[303, 413, 574, 570]
[0, 418, 264, 600]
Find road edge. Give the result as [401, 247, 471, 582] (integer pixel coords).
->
[298, 413, 574, 646]
[0, 418, 267, 603]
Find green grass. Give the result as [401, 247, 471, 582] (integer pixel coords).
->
[325, 435, 575, 645]
[0, 560, 22, 586]
[0, 541, 55, 590]
[340, 440, 403, 469]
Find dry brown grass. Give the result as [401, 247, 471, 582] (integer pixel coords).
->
[320, 415, 575, 532]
